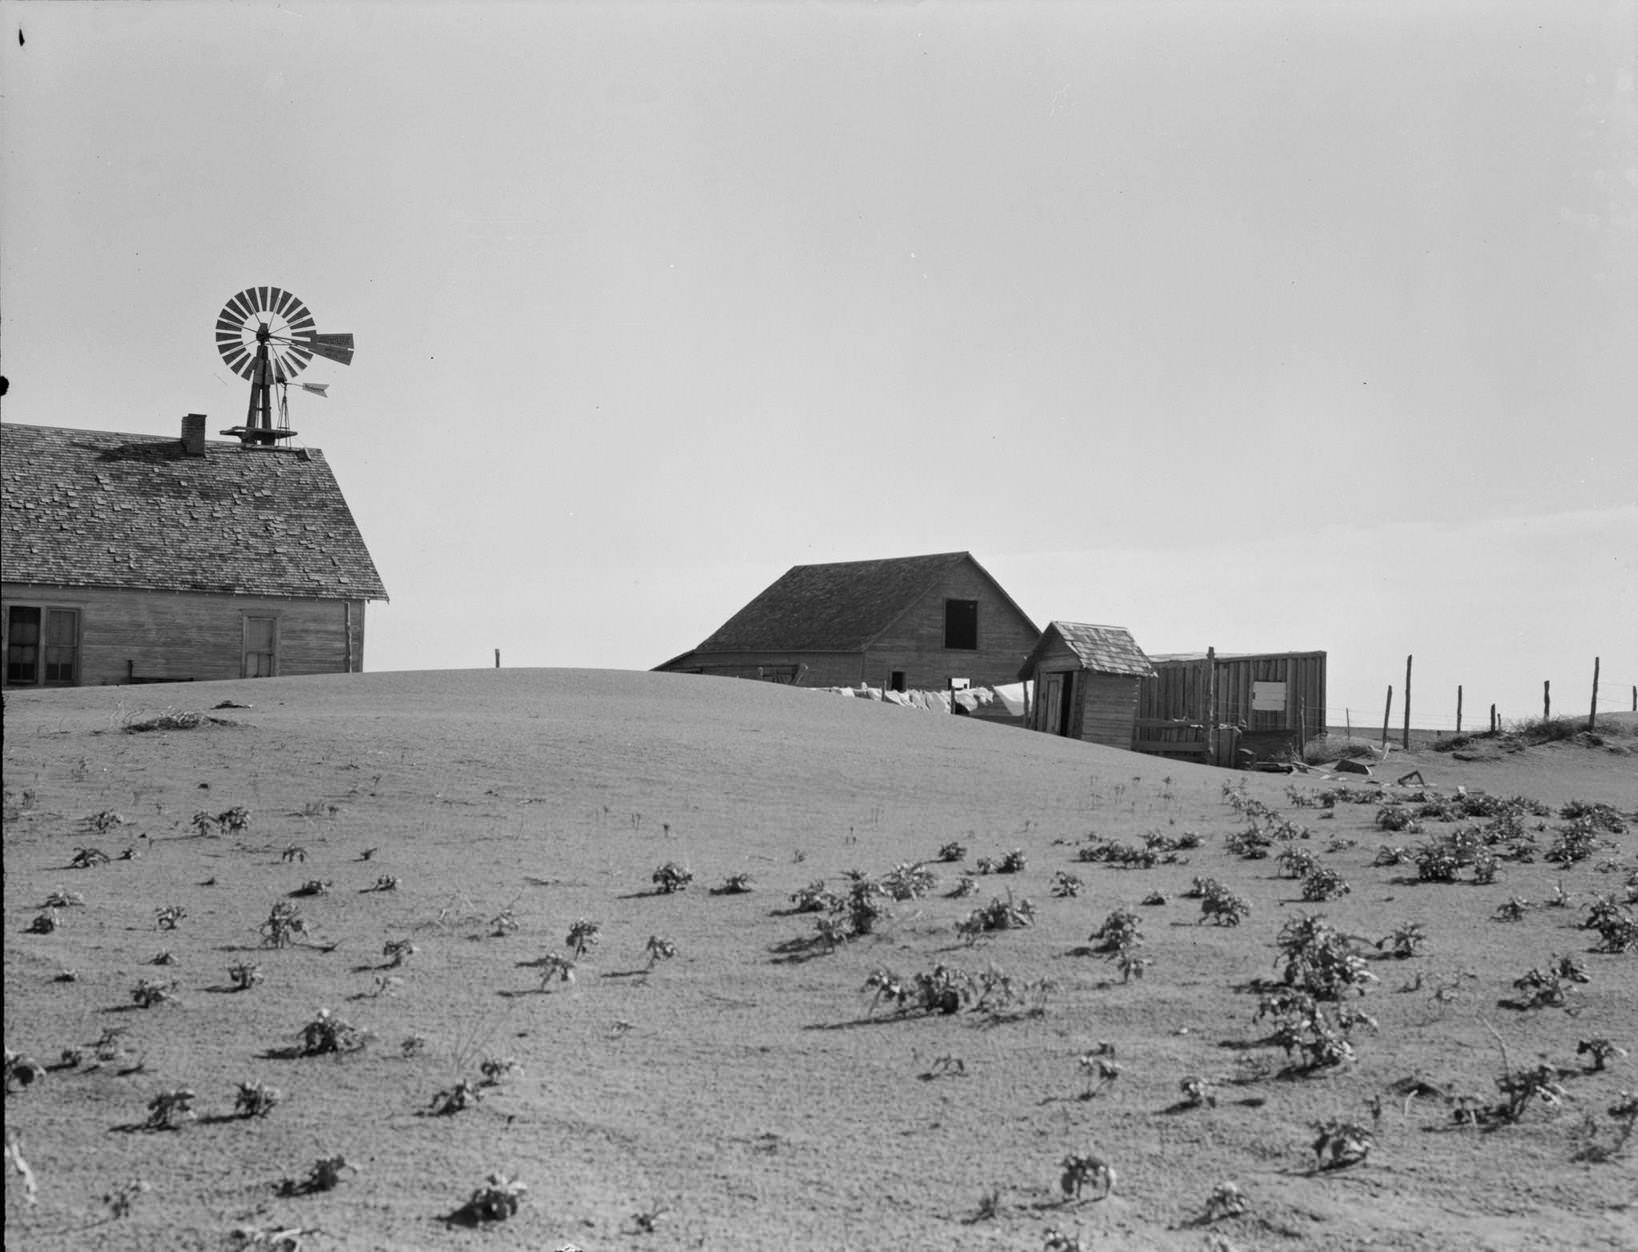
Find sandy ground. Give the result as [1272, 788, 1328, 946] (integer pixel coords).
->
[4, 669, 1636, 1251]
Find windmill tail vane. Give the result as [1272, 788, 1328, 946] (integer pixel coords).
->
[214, 286, 354, 446]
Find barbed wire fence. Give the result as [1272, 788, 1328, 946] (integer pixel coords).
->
[1323, 658, 1636, 739]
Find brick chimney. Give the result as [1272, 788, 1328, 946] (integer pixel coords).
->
[181, 413, 207, 456]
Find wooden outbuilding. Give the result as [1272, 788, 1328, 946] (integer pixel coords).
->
[1018, 621, 1155, 748]
[655, 551, 1040, 692]
[1135, 649, 1327, 765]
[2, 417, 388, 687]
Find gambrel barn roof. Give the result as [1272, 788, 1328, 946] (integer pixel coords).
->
[1020, 621, 1155, 678]
[1, 423, 388, 601]
[685, 551, 1033, 655]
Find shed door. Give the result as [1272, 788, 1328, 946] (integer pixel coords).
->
[1038, 671, 1074, 737]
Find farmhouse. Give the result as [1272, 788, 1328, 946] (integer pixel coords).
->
[1, 416, 388, 687]
[656, 551, 1040, 691]
[1135, 649, 1327, 765]
[1018, 621, 1155, 748]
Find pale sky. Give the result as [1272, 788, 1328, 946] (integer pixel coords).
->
[2, 1, 1634, 729]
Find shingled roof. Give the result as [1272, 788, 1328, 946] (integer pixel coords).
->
[692, 552, 1027, 653]
[2, 422, 388, 601]
[1021, 621, 1154, 678]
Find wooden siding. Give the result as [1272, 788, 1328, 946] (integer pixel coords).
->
[1135, 651, 1327, 763]
[1077, 673, 1142, 748]
[2, 583, 366, 686]
[862, 562, 1040, 691]
[665, 652, 867, 688]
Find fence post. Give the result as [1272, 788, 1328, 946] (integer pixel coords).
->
[494, 649, 500, 669]
[1205, 646, 1217, 766]
[1456, 684, 1463, 734]
[1381, 685, 1393, 752]
[1490, 703, 1497, 734]
[1402, 655, 1413, 750]
[1544, 680, 1551, 721]
[1588, 657, 1599, 732]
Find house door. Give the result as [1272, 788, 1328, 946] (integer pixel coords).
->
[1056, 671, 1075, 737]
[242, 617, 278, 677]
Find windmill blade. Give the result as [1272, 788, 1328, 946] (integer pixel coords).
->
[301, 332, 355, 366]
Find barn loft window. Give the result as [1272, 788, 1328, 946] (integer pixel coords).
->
[5, 606, 79, 686]
[242, 616, 278, 678]
[944, 599, 978, 650]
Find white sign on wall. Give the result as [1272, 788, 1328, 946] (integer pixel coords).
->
[1251, 681, 1287, 712]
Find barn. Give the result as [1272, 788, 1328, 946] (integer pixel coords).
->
[1, 416, 388, 687]
[1134, 649, 1327, 765]
[655, 551, 1041, 692]
[1018, 621, 1155, 748]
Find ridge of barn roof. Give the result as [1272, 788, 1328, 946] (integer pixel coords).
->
[690, 551, 1029, 654]
[1, 422, 388, 601]
[1022, 621, 1155, 678]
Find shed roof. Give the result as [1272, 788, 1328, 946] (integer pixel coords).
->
[684, 551, 1034, 655]
[1, 422, 388, 601]
[1021, 621, 1155, 678]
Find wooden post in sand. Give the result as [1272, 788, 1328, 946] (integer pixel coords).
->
[1456, 685, 1463, 734]
[1490, 703, 1497, 734]
[1381, 686, 1393, 752]
[494, 649, 501, 669]
[1543, 680, 1551, 721]
[1402, 655, 1413, 750]
[1587, 657, 1599, 732]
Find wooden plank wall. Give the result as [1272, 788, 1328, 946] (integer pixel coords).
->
[1, 583, 366, 686]
[1077, 673, 1141, 748]
[1135, 652, 1327, 760]
[863, 562, 1041, 691]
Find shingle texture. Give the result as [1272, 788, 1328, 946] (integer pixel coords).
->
[697, 552, 978, 652]
[1026, 621, 1154, 677]
[2, 423, 388, 600]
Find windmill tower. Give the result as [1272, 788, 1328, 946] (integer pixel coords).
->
[214, 286, 354, 446]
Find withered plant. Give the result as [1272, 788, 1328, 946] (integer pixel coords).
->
[566, 918, 601, 958]
[154, 905, 186, 930]
[451, 1172, 526, 1223]
[644, 935, 677, 968]
[279, 1155, 354, 1196]
[144, 1087, 196, 1130]
[235, 1081, 282, 1118]
[1059, 1152, 1115, 1201]
[296, 1009, 369, 1056]
[1202, 1181, 1247, 1221]
[260, 901, 308, 948]
[651, 862, 693, 894]
[131, 978, 177, 1008]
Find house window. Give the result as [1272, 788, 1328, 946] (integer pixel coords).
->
[944, 599, 978, 650]
[5, 606, 79, 686]
[243, 616, 278, 678]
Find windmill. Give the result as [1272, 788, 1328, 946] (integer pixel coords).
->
[214, 286, 354, 446]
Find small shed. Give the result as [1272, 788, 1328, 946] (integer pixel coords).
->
[1135, 649, 1327, 765]
[1018, 622, 1155, 748]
